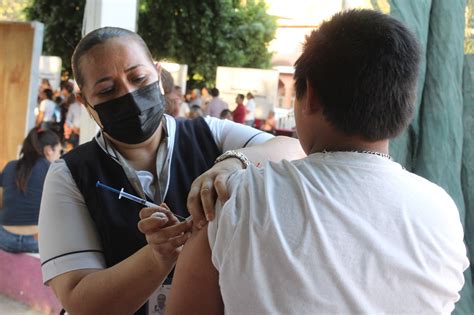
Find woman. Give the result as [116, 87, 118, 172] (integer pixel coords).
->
[0, 128, 61, 253]
[261, 110, 276, 133]
[36, 88, 58, 130]
[38, 27, 304, 315]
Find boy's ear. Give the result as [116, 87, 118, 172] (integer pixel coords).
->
[304, 79, 322, 114]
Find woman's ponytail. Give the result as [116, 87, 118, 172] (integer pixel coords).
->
[15, 128, 60, 192]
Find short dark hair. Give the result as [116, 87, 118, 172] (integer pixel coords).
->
[64, 84, 74, 94]
[237, 94, 245, 101]
[220, 109, 232, 119]
[71, 27, 154, 87]
[294, 9, 420, 141]
[44, 89, 53, 100]
[160, 68, 174, 95]
[210, 88, 219, 97]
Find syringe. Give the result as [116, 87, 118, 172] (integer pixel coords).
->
[96, 181, 191, 222]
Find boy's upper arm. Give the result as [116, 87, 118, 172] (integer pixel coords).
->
[166, 226, 224, 315]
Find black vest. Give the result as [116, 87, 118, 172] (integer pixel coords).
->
[63, 117, 221, 314]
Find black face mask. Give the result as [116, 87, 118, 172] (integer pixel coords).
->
[90, 81, 165, 144]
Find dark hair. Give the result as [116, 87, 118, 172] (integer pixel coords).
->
[237, 94, 245, 101]
[220, 109, 232, 119]
[44, 89, 53, 100]
[160, 68, 177, 115]
[189, 105, 203, 119]
[160, 68, 174, 95]
[15, 128, 60, 192]
[210, 88, 219, 97]
[71, 27, 154, 87]
[294, 9, 420, 140]
[247, 92, 254, 98]
[66, 94, 77, 107]
[62, 82, 74, 94]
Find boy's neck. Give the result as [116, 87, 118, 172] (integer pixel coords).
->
[308, 132, 389, 156]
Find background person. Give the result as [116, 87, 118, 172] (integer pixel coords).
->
[161, 69, 182, 117]
[175, 86, 190, 118]
[58, 82, 75, 143]
[205, 88, 228, 118]
[201, 86, 212, 113]
[38, 26, 304, 315]
[166, 9, 468, 314]
[245, 92, 256, 126]
[36, 88, 58, 130]
[0, 128, 61, 253]
[219, 109, 233, 120]
[189, 104, 203, 119]
[188, 88, 201, 107]
[232, 94, 246, 124]
[261, 110, 276, 133]
[65, 94, 82, 150]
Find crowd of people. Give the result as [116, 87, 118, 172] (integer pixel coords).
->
[164, 83, 277, 134]
[0, 8, 469, 315]
[35, 79, 82, 151]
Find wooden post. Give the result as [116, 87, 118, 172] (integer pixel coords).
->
[0, 21, 43, 169]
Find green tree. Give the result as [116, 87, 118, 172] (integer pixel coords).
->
[138, 0, 276, 87]
[466, 0, 474, 53]
[25, 0, 85, 76]
[0, 0, 32, 21]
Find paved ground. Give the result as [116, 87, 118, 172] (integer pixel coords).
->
[0, 295, 44, 315]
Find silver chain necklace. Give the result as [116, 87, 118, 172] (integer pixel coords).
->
[322, 150, 392, 160]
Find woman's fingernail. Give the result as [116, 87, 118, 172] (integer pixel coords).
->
[152, 212, 167, 220]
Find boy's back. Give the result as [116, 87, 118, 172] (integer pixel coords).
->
[209, 152, 468, 313]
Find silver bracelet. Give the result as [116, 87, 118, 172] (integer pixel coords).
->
[214, 150, 251, 169]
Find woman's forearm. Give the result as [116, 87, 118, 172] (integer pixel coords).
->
[51, 245, 175, 314]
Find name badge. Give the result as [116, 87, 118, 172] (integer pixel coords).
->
[148, 284, 172, 315]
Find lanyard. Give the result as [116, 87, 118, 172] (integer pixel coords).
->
[106, 117, 169, 204]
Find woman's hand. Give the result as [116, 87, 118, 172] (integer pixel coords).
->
[187, 158, 243, 229]
[138, 203, 193, 262]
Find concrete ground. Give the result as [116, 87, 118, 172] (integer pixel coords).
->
[0, 295, 44, 315]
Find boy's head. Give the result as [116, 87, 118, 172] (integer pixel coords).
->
[294, 9, 420, 142]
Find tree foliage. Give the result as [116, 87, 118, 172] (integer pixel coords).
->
[25, 0, 85, 76]
[22, 0, 276, 85]
[466, 0, 474, 54]
[0, 0, 32, 21]
[138, 0, 277, 87]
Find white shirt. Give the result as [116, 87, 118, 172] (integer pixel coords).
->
[66, 102, 82, 129]
[39, 99, 57, 122]
[39, 115, 272, 284]
[245, 98, 256, 121]
[208, 152, 469, 314]
[206, 97, 229, 118]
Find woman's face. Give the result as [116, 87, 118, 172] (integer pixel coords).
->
[77, 37, 159, 127]
[44, 143, 62, 162]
